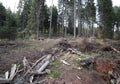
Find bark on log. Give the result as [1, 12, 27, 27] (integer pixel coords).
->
[37, 60, 50, 73]
[37, 55, 52, 73]
[111, 46, 120, 54]
[9, 64, 17, 80]
[23, 55, 46, 77]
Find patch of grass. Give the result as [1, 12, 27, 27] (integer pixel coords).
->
[48, 70, 61, 78]
[72, 58, 80, 64]
[16, 44, 36, 53]
[78, 54, 89, 59]
[96, 39, 103, 44]
[51, 60, 61, 68]
[47, 60, 61, 78]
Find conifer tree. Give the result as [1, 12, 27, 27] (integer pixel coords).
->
[97, 0, 114, 38]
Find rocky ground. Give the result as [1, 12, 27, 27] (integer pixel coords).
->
[0, 37, 120, 84]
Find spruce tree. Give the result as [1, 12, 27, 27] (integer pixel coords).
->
[97, 0, 114, 38]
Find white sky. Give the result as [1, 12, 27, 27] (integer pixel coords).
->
[0, 0, 119, 12]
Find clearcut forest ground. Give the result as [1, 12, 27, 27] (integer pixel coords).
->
[0, 37, 120, 84]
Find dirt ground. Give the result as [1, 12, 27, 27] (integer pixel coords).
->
[0, 37, 120, 84]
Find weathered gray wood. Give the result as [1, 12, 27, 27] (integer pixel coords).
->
[111, 46, 120, 54]
[37, 55, 52, 73]
[23, 57, 30, 69]
[9, 64, 17, 80]
[117, 77, 120, 84]
[5, 71, 9, 79]
[0, 78, 11, 83]
[61, 60, 70, 65]
[23, 55, 46, 77]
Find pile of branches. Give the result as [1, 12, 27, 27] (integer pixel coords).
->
[0, 48, 58, 84]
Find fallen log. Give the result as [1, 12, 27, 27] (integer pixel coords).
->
[111, 46, 120, 54]
[9, 64, 17, 80]
[29, 55, 52, 74]
[67, 48, 82, 55]
[0, 64, 19, 84]
[37, 60, 50, 73]
[0, 78, 11, 83]
[32, 79, 47, 84]
[5, 71, 9, 79]
[0, 48, 58, 84]
[30, 69, 51, 75]
[23, 55, 46, 77]
[23, 57, 31, 70]
[80, 54, 100, 66]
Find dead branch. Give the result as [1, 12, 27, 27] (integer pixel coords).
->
[37, 55, 52, 73]
[37, 60, 50, 73]
[23, 57, 31, 69]
[0, 48, 59, 83]
[10, 65, 20, 80]
[30, 69, 51, 75]
[67, 48, 82, 55]
[111, 46, 120, 54]
[60, 60, 70, 65]
[9, 64, 17, 80]
[5, 71, 9, 79]
[32, 79, 47, 84]
[23, 55, 46, 77]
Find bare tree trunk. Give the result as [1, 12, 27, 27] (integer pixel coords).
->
[78, 0, 82, 37]
[49, 0, 53, 38]
[74, 0, 76, 38]
[64, 0, 68, 37]
[65, 27, 67, 37]
[61, 0, 64, 37]
[36, 12, 39, 40]
[36, 1, 42, 40]
[91, 18, 95, 37]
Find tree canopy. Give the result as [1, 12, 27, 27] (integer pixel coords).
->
[0, 0, 120, 40]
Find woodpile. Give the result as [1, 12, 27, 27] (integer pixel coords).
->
[0, 48, 58, 84]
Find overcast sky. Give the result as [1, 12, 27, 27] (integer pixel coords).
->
[0, 0, 119, 12]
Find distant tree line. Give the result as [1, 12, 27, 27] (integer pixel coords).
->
[0, 0, 120, 40]
[17, 0, 58, 39]
[0, 3, 17, 39]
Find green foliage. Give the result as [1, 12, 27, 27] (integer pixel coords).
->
[85, 0, 96, 20]
[17, 0, 32, 39]
[0, 3, 6, 27]
[48, 60, 61, 78]
[98, 0, 114, 39]
[96, 39, 104, 44]
[51, 6, 58, 34]
[51, 60, 61, 68]
[0, 26, 16, 39]
[0, 4, 17, 40]
[48, 70, 61, 78]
